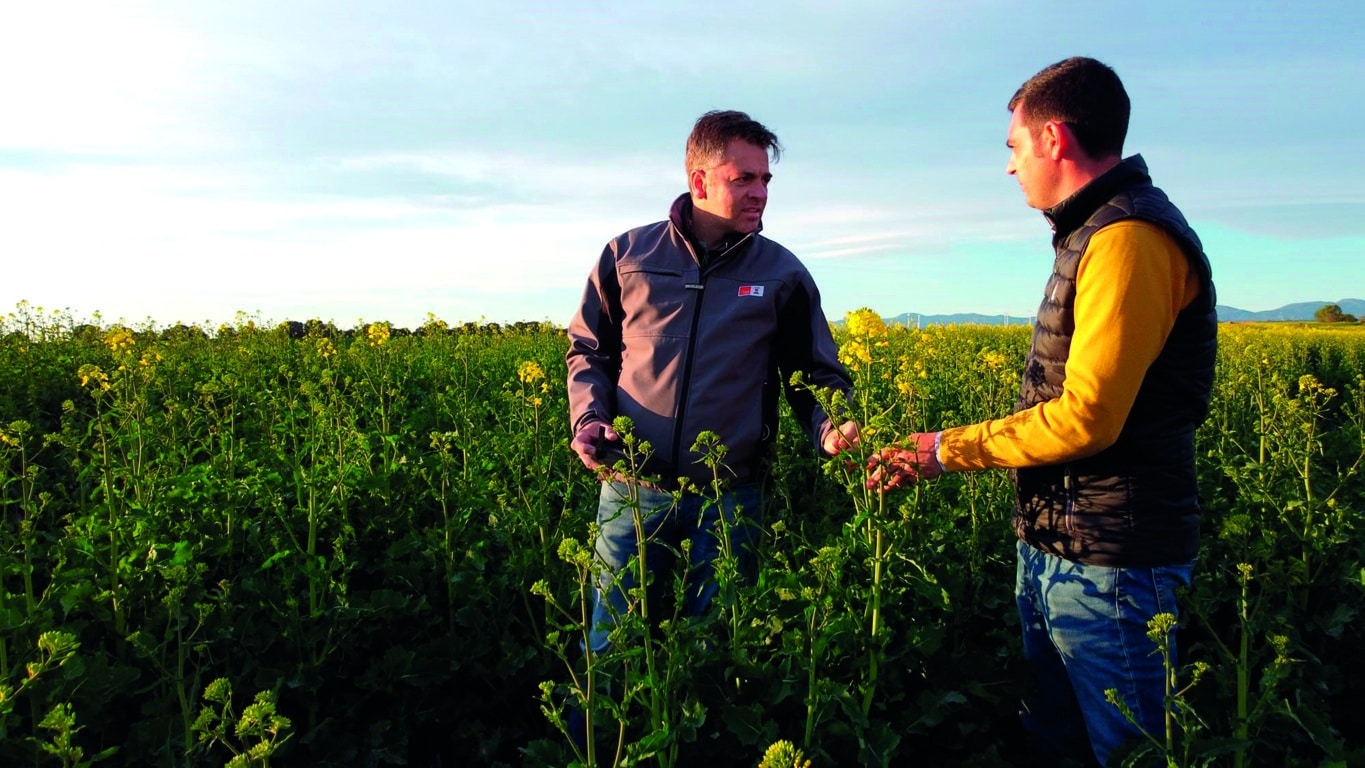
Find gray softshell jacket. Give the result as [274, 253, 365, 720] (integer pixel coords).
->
[566, 194, 852, 489]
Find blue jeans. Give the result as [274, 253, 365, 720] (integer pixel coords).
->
[586, 480, 764, 654]
[1015, 540, 1194, 766]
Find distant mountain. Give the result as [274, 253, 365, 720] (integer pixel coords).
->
[881, 299, 1364, 327]
[885, 312, 1034, 327]
[1213, 299, 1365, 323]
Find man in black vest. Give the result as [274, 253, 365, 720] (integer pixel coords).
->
[870, 57, 1217, 766]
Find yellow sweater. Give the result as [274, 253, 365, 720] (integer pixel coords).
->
[939, 220, 1202, 471]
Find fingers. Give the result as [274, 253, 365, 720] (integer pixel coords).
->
[824, 420, 862, 455]
[571, 423, 608, 470]
[839, 420, 861, 447]
[571, 440, 602, 471]
[863, 446, 937, 491]
[865, 450, 914, 491]
[867, 465, 914, 491]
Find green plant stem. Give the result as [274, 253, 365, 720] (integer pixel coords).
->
[96, 420, 126, 640]
[804, 603, 820, 751]
[579, 571, 598, 767]
[1234, 573, 1250, 768]
[628, 481, 667, 765]
[862, 523, 883, 718]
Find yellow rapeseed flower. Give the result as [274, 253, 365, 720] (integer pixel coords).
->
[77, 364, 111, 391]
[421, 312, 449, 334]
[1297, 374, 1336, 398]
[981, 350, 1007, 370]
[517, 360, 545, 384]
[845, 307, 888, 338]
[839, 340, 871, 369]
[366, 322, 391, 347]
[105, 327, 135, 355]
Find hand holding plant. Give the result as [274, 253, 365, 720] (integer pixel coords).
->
[865, 432, 943, 491]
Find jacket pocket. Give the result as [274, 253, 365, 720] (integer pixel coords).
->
[618, 266, 692, 337]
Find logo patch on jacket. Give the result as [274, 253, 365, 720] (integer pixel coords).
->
[737, 285, 764, 297]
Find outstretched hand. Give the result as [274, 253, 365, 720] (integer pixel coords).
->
[866, 432, 943, 491]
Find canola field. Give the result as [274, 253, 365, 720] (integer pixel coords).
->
[1, 304, 1362, 767]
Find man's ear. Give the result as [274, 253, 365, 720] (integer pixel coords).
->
[689, 168, 708, 200]
[1041, 120, 1071, 161]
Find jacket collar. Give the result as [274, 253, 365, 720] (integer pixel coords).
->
[669, 193, 759, 265]
[1043, 154, 1150, 237]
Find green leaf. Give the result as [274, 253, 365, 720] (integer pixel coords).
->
[260, 549, 293, 570]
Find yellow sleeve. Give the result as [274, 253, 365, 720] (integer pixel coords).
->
[938, 220, 1197, 471]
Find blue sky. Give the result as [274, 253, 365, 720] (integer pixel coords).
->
[2, 1, 1361, 329]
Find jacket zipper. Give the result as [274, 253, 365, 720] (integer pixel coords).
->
[1063, 464, 1075, 535]
[670, 233, 754, 473]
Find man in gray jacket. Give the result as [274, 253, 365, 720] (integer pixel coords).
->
[566, 109, 858, 656]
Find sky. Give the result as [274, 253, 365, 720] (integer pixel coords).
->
[2, 1, 1362, 330]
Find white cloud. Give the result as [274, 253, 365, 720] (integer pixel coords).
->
[0, 147, 662, 327]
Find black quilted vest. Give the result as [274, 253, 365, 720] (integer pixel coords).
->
[1013, 155, 1216, 567]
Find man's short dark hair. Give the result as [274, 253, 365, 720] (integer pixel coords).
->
[1008, 57, 1130, 160]
[686, 110, 782, 173]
